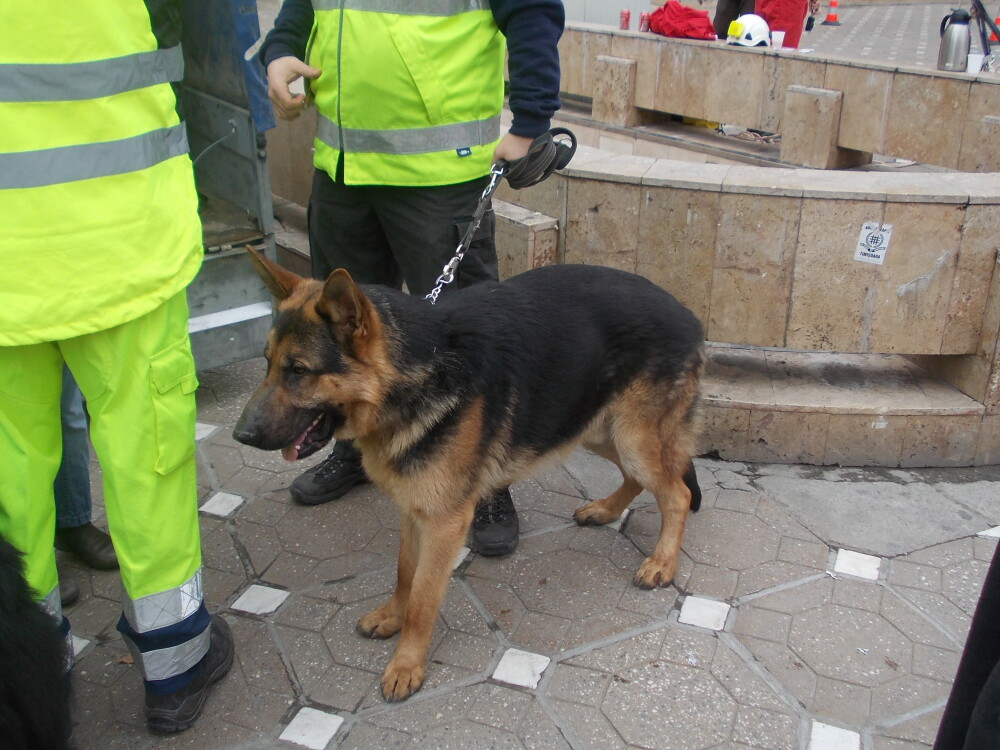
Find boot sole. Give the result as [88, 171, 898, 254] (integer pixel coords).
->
[146, 624, 235, 734]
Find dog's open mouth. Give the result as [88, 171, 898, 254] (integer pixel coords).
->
[281, 412, 336, 462]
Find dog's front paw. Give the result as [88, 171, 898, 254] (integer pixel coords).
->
[573, 501, 619, 527]
[380, 658, 426, 702]
[633, 555, 676, 589]
[357, 604, 403, 639]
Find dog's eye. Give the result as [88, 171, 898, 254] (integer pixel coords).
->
[291, 364, 308, 376]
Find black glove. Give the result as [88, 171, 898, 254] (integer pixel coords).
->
[500, 128, 577, 190]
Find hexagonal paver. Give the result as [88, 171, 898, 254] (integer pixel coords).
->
[556, 625, 798, 750]
[735, 575, 958, 727]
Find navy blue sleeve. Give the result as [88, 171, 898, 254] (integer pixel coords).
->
[258, 0, 314, 66]
[491, 0, 566, 137]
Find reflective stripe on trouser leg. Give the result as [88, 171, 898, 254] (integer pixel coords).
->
[60, 291, 207, 684]
[0, 341, 64, 600]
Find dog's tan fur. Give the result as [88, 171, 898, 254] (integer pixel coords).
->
[236, 251, 704, 701]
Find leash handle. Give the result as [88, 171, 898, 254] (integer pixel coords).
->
[425, 127, 577, 305]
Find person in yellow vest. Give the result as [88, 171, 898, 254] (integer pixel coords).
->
[0, 0, 232, 734]
[259, 0, 565, 558]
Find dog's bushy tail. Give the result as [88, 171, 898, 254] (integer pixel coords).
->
[683, 461, 702, 512]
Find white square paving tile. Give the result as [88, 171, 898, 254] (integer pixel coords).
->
[279, 707, 344, 750]
[492, 648, 551, 689]
[194, 422, 219, 441]
[808, 721, 861, 750]
[833, 549, 881, 581]
[200, 491, 244, 517]
[452, 546, 470, 570]
[978, 526, 1000, 539]
[232, 584, 290, 615]
[678, 596, 730, 631]
[71, 635, 90, 658]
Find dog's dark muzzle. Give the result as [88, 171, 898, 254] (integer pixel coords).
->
[233, 389, 342, 461]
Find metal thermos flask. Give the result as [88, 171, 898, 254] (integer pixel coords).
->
[937, 9, 971, 71]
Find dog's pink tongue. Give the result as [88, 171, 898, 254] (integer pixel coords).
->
[282, 426, 311, 462]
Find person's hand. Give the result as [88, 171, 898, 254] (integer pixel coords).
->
[809, 0, 821, 15]
[266, 56, 321, 120]
[492, 132, 533, 166]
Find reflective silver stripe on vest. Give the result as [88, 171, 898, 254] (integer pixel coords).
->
[124, 624, 211, 682]
[313, 0, 489, 14]
[121, 567, 203, 634]
[0, 46, 184, 103]
[317, 113, 501, 156]
[0, 123, 189, 190]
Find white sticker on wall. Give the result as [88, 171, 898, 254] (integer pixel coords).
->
[854, 222, 893, 265]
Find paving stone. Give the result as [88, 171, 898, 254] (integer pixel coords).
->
[200, 490, 245, 517]
[834, 549, 882, 580]
[809, 721, 861, 750]
[62, 353, 1000, 749]
[492, 648, 550, 688]
[279, 707, 344, 750]
[679, 596, 731, 630]
[231, 584, 289, 615]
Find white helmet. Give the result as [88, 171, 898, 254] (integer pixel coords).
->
[727, 14, 770, 46]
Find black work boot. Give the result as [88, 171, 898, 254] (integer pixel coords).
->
[290, 441, 369, 505]
[472, 488, 519, 557]
[146, 615, 234, 734]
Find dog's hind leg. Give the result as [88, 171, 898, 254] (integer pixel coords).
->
[376, 501, 475, 702]
[573, 455, 643, 527]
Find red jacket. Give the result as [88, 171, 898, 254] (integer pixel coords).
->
[649, 0, 717, 40]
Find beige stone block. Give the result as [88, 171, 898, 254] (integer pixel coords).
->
[823, 62, 893, 154]
[701, 405, 750, 460]
[745, 411, 831, 464]
[703, 347, 773, 408]
[957, 76, 1000, 172]
[975, 414, 1000, 465]
[867, 202, 965, 354]
[899, 415, 981, 467]
[825, 415, 906, 467]
[941, 204, 1000, 354]
[779, 86, 869, 170]
[596, 131, 637, 154]
[884, 73, 970, 168]
[707, 194, 800, 346]
[593, 56, 642, 128]
[701, 45, 768, 128]
[558, 26, 613, 99]
[959, 116, 1000, 173]
[265, 110, 317, 208]
[609, 34, 660, 110]
[786, 198, 883, 352]
[495, 201, 559, 281]
[760, 54, 827, 134]
[650, 41, 720, 122]
[636, 186, 721, 322]
[563, 178, 641, 271]
[496, 173, 568, 235]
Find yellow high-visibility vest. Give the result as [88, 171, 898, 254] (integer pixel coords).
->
[309, 0, 506, 187]
[0, 0, 203, 346]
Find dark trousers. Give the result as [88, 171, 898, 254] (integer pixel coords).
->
[713, 0, 756, 38]
[307, 166, 498, 295]
[934, 544, 1000, 749]
[307, 164, 500, 463]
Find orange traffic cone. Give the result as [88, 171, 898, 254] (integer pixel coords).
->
[821, 0, 841, 25]
[990, 6, 999, 42]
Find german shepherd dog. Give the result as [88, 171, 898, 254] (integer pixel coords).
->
[234, 250, 705, 701]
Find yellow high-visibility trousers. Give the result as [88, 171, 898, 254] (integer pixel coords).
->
[0, 291, 202, 604]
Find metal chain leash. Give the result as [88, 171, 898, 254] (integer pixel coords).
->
[424, 128, 577, 305]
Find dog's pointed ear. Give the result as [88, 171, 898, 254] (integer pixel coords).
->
[246, 246, 303, 300]
[318, 268, 372, 348]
